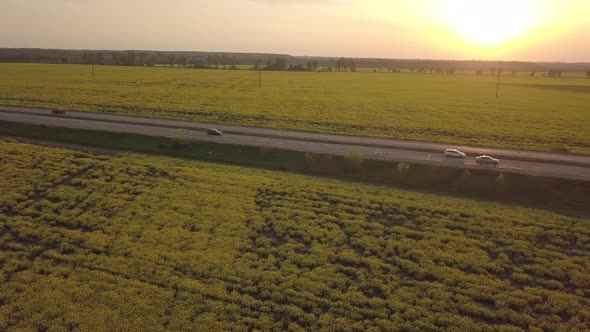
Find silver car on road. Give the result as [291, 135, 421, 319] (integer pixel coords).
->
[207, 128, 223, 136]
[443, 149, 466, 158]
[476, 155, 500, 165]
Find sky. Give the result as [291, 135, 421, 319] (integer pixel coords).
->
[0, 0, 589, 62]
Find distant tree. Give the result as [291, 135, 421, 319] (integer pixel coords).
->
[288, 64, 305, 71]
[347, 58, 356, 72]
[476, 69, 483, 76]
[335, 58, 347, 72]
[145, 58, 156, 67]
[81, 52, 106, 65]
[229, 57, 239, 70]
[306, 60, 319, 72]
[111, 53, 123, 65]
[221, 55, 227, 69]
[512, 70, 517, 76]
[177, 55, 187, 68]
[81, 52, 92, 64]
[530, 72, 536, 77]
[586, 69, 590, 78]
[168, 54, 176, 68]
[136, 52, 149, 66]
[548, 68, 562, 77]
[97, 53, 106, 65]
[189, 56, 198, 68]
[125, 51, 137, 66]
[266, 57, 288, 71]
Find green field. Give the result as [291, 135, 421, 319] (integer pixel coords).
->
[1, 140, 589, 331]
[1, 63, 589, 154]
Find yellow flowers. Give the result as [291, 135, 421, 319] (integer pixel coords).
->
[1, 141, 589, 330]
[1, 63, 590, 153]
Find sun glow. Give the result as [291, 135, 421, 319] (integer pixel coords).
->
[444, 0, 537, 46]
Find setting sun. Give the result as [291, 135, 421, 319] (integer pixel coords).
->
[443, 0, 537, 46]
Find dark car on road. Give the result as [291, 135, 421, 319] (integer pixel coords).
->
[476, 155, 500, 165]
[207, 128, 223, 136]
[51, 108, 66, 115]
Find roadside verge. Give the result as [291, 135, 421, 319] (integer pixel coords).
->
[1, 120, 588, 218]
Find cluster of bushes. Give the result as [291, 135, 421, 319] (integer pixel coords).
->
[1, 141, 589, 331]
[548, 69, 564, 77]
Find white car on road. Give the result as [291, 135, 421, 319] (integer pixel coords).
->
[207, 128, 223, 136]
[443, 149, 466, 158]
[476, 155, 500, 165]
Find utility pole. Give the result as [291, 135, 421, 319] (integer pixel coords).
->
[258, 58, 262, 88]
[496, 61, 502, 98]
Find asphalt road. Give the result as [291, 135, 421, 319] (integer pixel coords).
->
[2, 105, 590, 166]
[1, 109, 589, 182]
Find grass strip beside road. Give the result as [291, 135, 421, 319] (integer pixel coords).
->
[1, 120, 589, 218]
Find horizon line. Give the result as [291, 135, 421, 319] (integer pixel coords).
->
[2, 47, 589, 65]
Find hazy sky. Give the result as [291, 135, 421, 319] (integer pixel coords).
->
[1, 0, 588, 61]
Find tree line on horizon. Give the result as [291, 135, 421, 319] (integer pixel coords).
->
[0, 48, 589, 75]
[38, 52, 590, 77]
[253, 57, 356, 72]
